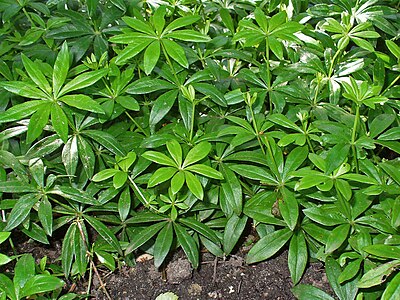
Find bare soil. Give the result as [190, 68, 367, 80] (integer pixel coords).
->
[4, 234, 333, 300]
[90, 250, 332, 300]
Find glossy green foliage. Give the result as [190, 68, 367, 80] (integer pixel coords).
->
[0, 0, 399, 298]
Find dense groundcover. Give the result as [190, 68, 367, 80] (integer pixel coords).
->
[0, 0, 399, 299]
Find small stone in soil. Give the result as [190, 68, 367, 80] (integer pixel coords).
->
[166, 258, 192, 284]
[187, 283, 202, 296]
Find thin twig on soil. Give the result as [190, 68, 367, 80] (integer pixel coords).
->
[76, 220, 112, 300]
[212, 257, 218, 284]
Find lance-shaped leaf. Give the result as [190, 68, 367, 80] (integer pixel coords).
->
[174, 222, 199, 269]
[58, 68, 108, 96]
[246, 228, 293, 264]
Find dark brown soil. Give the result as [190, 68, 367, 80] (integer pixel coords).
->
[4, 234, 332, 300]
[90, 251, 332, 300]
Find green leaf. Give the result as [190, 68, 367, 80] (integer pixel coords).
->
[0, 254, 12, 266]
[279, 189, 299, 231]
[26, 104, 51, 143]
[283, 146, 308, 179]
[127, 78, 175, 94]
[246, 228, 292, 264]
[153, 222, 173, 268]
[92, 169, 119, 182]
[127, 208, 165, 224]
[62, 224, 76, 278]
[269, 114, 301, 132]
[165, 30, 211, 42]
[379, 127, 400, 141]
[116, 96, 139, 111]
[180, 218, 220, 245]
[121, 17, 155, 35]
[59, 94, 104, 114]
[62, 136, 78, 176]
[118, 187, 131, 221]
[143, 40, 160, 75]
[163, 39, 188, 68]
[219, 8, 234, 33]
[392, 197, 400, 228]
[83, 130, 126, 156]
[148, 167, 177, 187]
[185, 171, 203, 200]
[358, 260, 400, 288]
[4, 194, 38, 231]
[382, 272, 400, 300]
[50, 186, 98, 205]
[53, 42, 70, 97]
[292, 284, 335, 300]
[164, 15, 200, 33]
[166, 139, 182, 167]
[325, 143, 350, 174]
[114, 40, 154, 65]
[0, 232, 11, 244]
[325, 257, 358, 300]
[223, 214, 248, 255]
[21, 54, 51, 94]
[192, 83, 227, 107]
[171, 171, 185, 194]
[77, 136, 95, 179]
[149, 10, 174, 31]
[38, 197, 53, 236]
[125, 222, 166, 255]
[85, 215, 122, 255]
[338, 258, 362, 284]
[21, 223, 49, 244]
[0, 100, 45, 123]
[14, 254, 35, 288]
[142, 151, 177, 167]
[288, 231, 308, 285]
[363, 244, 400, 260]
[21, 275, 64, 298]
[113, 171, 127, 189]
[386, 40, 400, 59]
[51, 104, 68, 142]
[295, 173, 328, 191]
[155, 292, 179, 300]
[252, 7, 267, 31]
[379, 160, 400, 186]
[174, 222, 199, 269]
[0, 274, 16, 300]
[149, 90, 178, 128]
[229, 164, 277, 185]
[183, 141, 211, 167]
[0, 81, 49, 99]
[185, 164, 223, 180]
[59, 68, 108, 96]
[0, 181, 36, 193]
[325, 224, 350, 254]
[220, 165, 242, 215]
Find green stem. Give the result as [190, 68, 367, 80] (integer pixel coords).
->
[21, 7, 36, 28]
[263, 134, 280, 182]
[303, 122, 315, 154]
[306, 135, 315, 154]
[382, 74, 400, 95]
[128, 175, 158, 212]
[101, 78, 114, 97]
[351, 104, 360, 173]
[189, 102, 196, 142]
[249, 102, 265, 155]
[161, 43, 180, 85]
[125, 111, 149, 137]
[328, 49, 342, 78]
[265, 40, 272, 114]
